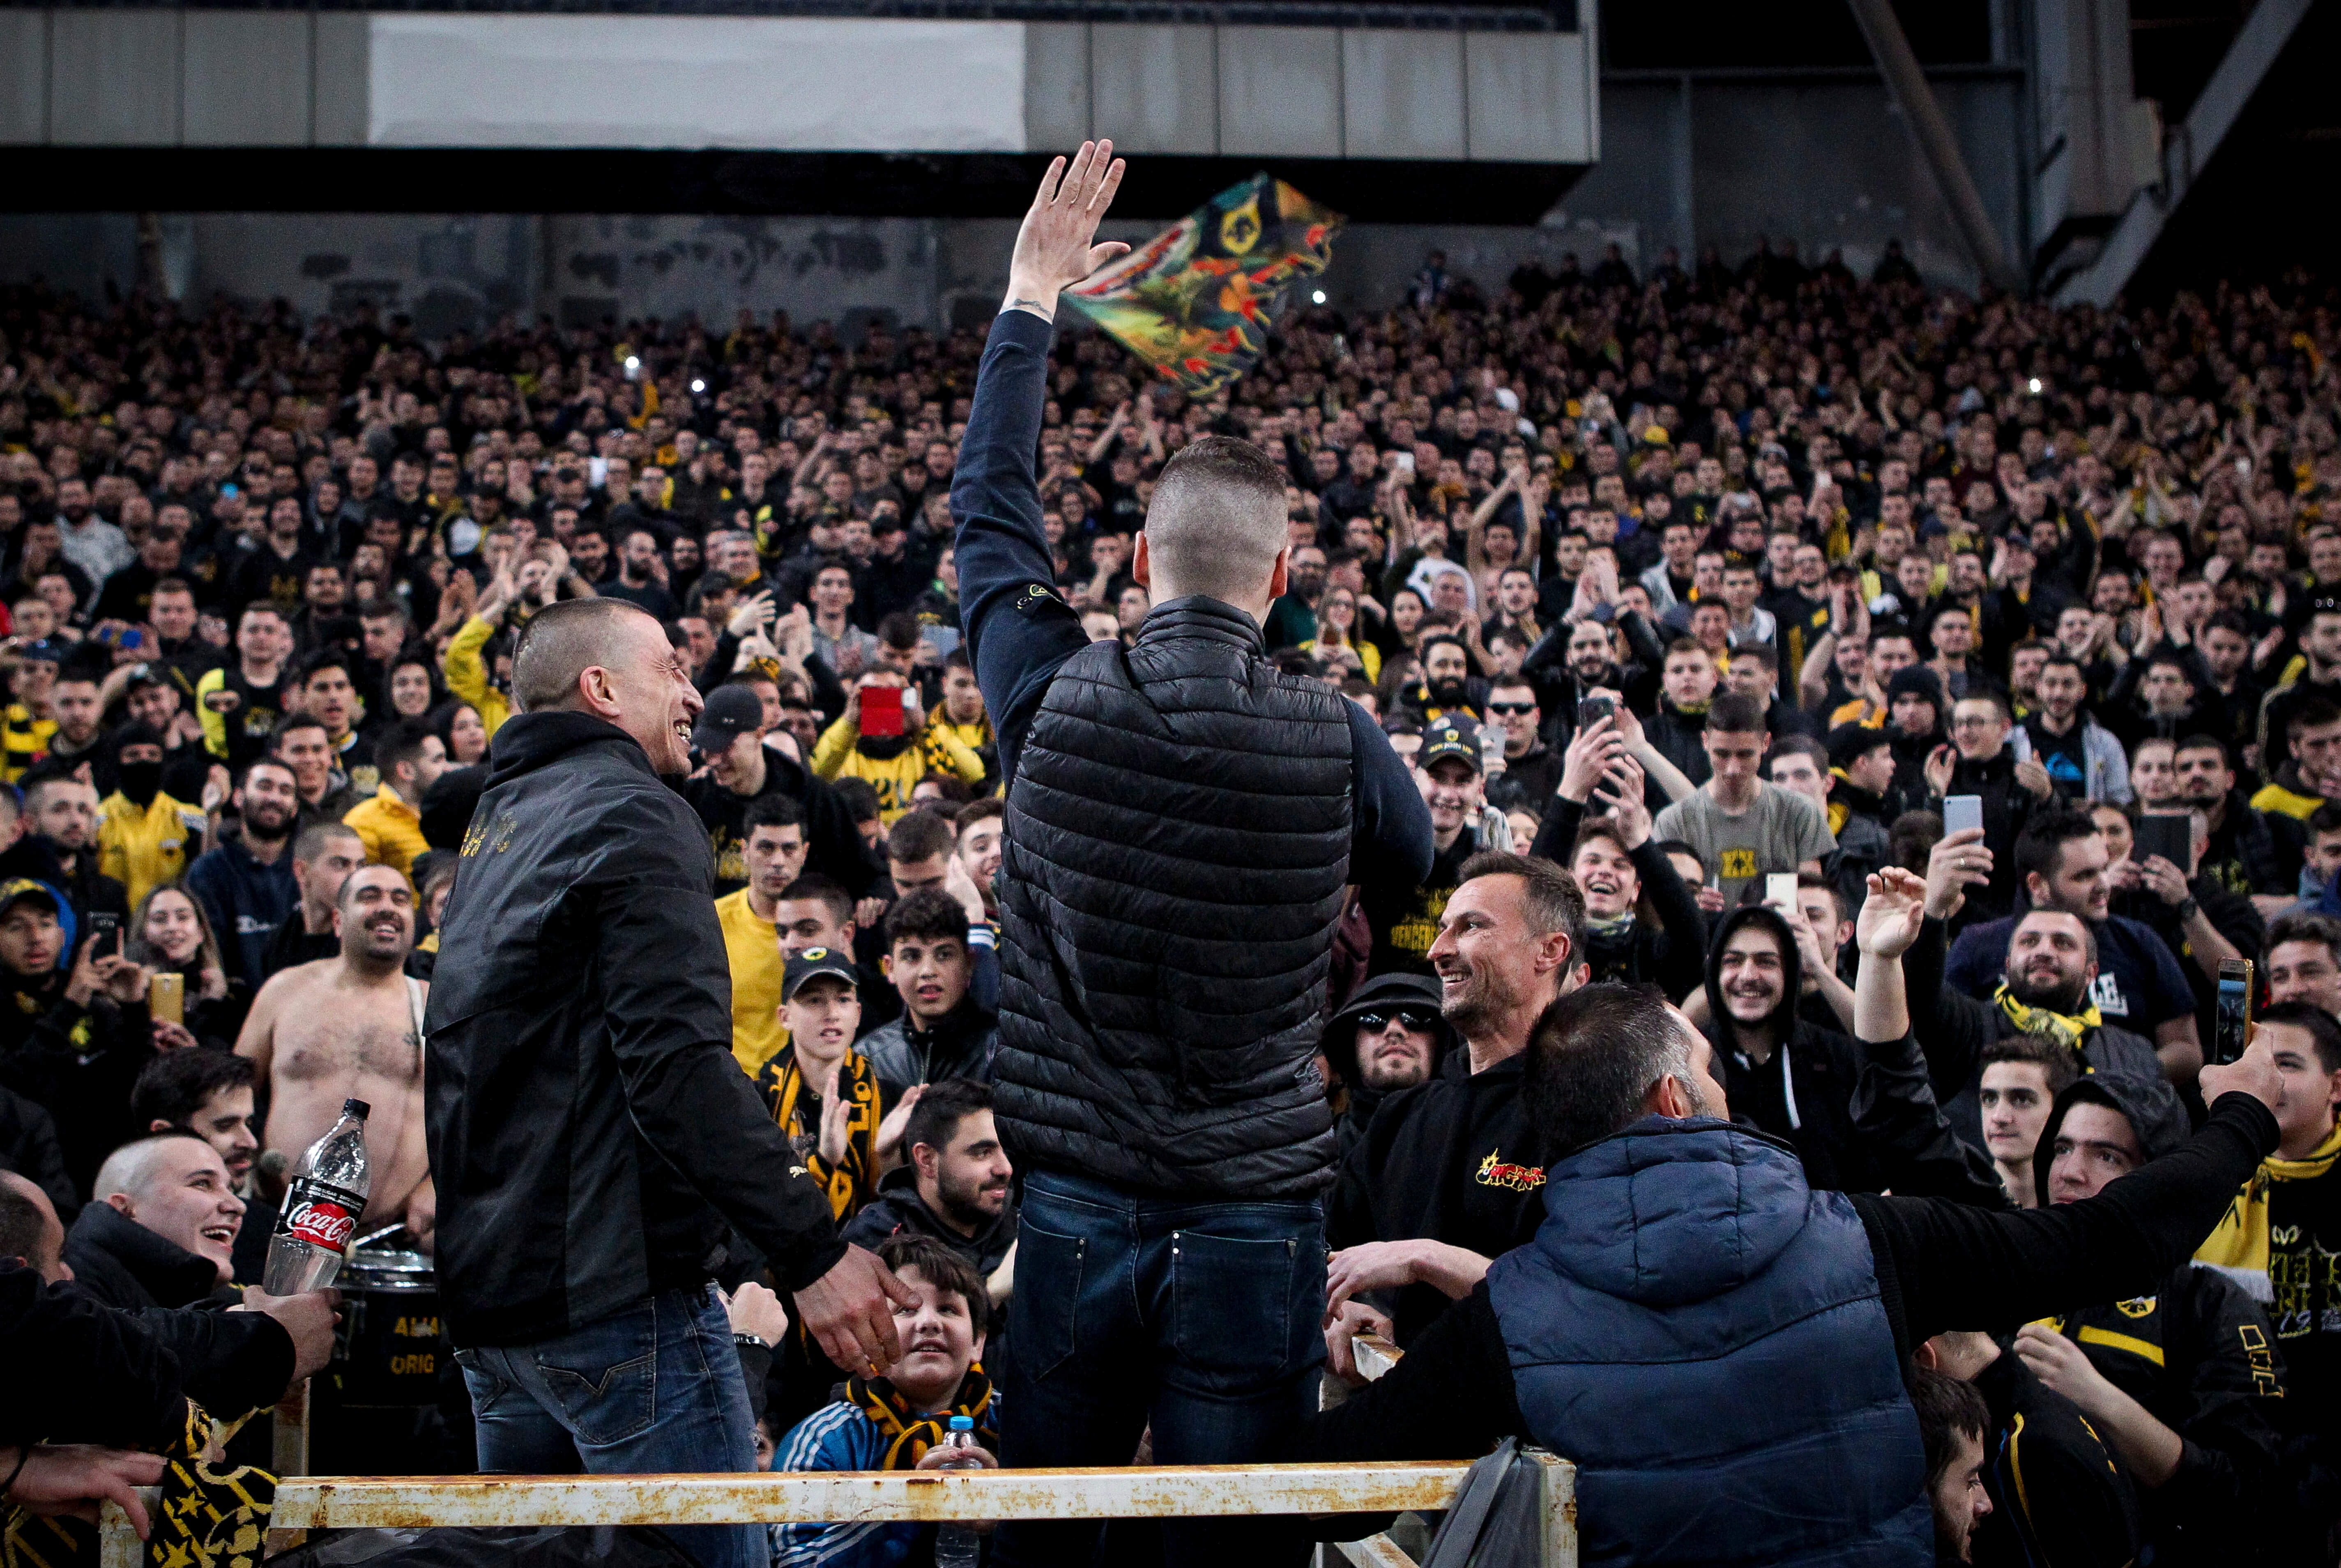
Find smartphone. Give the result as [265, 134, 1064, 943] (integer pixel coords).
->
[88, 911, 121, 961]
[861, 686, 905, 739]
[1765, 873, 1799, 910]
[1577, 695, 1616, 728]
[1392, 451, 1417, 476]
[2214, 958, 2254, 1066]
[150, 972, 184, 1027]
[2134, 813, 2191, 871]
[119, 628, 144, 652]
[1942, 795, 1984, 838]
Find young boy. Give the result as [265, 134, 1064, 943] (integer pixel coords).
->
[757, 946, 910, 1222]
[858, 889, 998, 1092]
[1976, 1035, 2076, 1209]
[773, 1234, 1000, 1568]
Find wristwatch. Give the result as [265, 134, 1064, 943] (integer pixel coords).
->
[2172, 896, 2199, 922]
[732, 1333, 769, 1351]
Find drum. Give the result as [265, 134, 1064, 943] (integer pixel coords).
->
[310, 1230, 457, 1474]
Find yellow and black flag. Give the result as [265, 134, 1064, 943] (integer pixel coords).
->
[1061, 173, 1342, 396]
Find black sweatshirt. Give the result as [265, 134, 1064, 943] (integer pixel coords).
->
[1291, 1093, 2279, 1464]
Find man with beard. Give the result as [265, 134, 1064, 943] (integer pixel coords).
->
[2255, 699, 2341, 825]
[1325, 853, 1586, 1375]
[185, 758, 299, 992]
[1262, 543, 1327, 649]
[18, 770, 131, 928]
[1912, 837, 2178, 1151]
[1518, 616, 1660, 753]
[1404, 635, 1485, 728]
[2171, 734, 2300, 914]
[1945, 808, 2204, 1078]
[2024, 654, 2130, 804]
[1317, 973, 1449, 1154]
[1480, 678, 1560, 813]
[237, 864, 433, 1240]
[1362, 725, 1504, 974]
[2258, 598, 2341, 767]
[95, 723, 206, 908]
[843, 1078, 1017, 1285]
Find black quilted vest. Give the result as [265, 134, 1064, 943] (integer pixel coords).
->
[993, 596, 1355, 1198]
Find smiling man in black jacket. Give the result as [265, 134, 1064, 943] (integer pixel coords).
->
[425, 596, 912, 1568]
[1292, 978, 2290, 1568]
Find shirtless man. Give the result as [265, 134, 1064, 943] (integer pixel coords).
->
[237, 863, 433, 1243]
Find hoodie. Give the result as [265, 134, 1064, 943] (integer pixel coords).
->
[2033, 1075, 2285, 1566]
[1700, 905, 1881, 1193]
[1318, 972, 1454, 1155]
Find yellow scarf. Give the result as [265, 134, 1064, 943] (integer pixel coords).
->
[844, 1365, 997, 1469]
[2195, 1121, 2341, 1299]
[1993, 985, 2102, 1053]
[756, 1047, 882, 1220]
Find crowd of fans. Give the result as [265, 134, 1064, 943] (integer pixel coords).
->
[4, 235, 2341, 1568]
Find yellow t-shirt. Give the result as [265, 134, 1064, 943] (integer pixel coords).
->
[715, 888, 790, 1079]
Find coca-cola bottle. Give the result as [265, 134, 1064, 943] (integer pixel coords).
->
[263, 1098, 371, 1294]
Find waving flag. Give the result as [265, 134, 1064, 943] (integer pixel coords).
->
[1061, 173, 1343, 397]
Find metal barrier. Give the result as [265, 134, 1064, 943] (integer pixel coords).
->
[97, 1338, 1577, 1568]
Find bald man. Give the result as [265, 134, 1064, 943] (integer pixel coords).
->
[424, 596, 908, 1568]
[951, 144, 1435, 1564]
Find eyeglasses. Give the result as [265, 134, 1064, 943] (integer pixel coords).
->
[1486, 702, 1537, 716]
[1357, 1008, 1438, 1034]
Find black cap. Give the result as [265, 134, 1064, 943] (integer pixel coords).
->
[1418, 722, 1482, 776]
[343, 1098, 371, 1119]
[0, 879, 59, 919]
[692, 684, 764, 753]
[783, 946, 860, 1002]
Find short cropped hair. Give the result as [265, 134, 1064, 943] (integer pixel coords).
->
[1143, 436, 1289, 603]
[511, 597, 657, 714]
[1524, 983, 1696, 1156]
[1705, 693, 1768, 734]
[778, 872, 854, 928]
[90, 1132, 211, 1202]
[2267, 911, 2341, 967]
[887, 808, 956, 866]
[2014, 807, 2103, 889]
[744, 793, 807, 834]
[293, 819, 364, 864]
[2258, 1000, 2341, 1075]
[1458, 850, 1587, 962]
[1911, 1366, 1991, 1492]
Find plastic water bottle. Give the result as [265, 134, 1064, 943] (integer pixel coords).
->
[263, 1098, 371, 1294]
[932, 1414, 984, 1568]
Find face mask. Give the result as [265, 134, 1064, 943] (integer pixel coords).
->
[117, 760, 163, 806]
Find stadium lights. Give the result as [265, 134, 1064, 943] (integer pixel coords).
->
[624, 355, 640, 372]
[2028, 378, 2042, 394]
[692, 378, 707, 394]
[1312, 290, 1327, 305]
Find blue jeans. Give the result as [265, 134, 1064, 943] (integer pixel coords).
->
[994, 1170, 1327, 1568]
[456, 1284, 760, 1568]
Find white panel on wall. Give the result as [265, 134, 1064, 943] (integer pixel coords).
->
[1218, 25, 1340, 159]
[184, 12, 312, 145]
[1341, 30, 1465, 161]
[366, 15, 1027, 151]
[1024, 21, 1090, 151]
[1464, 30, 1591, 163]
[0, 12, 46, 145]
[313, 13, 371, 147]
[50, 10, 179, 145]
[1088, 24, 1215, 156]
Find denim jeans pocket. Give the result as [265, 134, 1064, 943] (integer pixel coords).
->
[1011, 1218, 1086, 1384]
[1168, 1231, 1301, 1391]
[451, 1347, 510, 1408]
[534, 1346, 658, 1446]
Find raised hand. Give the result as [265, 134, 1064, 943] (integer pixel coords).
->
[1005, 141, 1130, 319]
[1856, 866, 1928, 958]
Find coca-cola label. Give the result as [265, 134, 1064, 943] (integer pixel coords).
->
[277, 1178, 364, 1253]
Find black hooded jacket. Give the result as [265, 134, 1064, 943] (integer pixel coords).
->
[1700, 904, 1882, 1194]
[1319, 972, 1453, 1155]
[424, 709, 844, 1347]
[1528, 797, 1708, 999]
[2030, 1075, 2285, 1566]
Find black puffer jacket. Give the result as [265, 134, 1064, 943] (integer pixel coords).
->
[992, 598, 1358, 1200]
[425, 710, 843, 1347]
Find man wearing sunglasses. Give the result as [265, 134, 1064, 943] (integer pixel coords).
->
[1318, 973, 1451, 1155]
[1482, 682, 1560, 814]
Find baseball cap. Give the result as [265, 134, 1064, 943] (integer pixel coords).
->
[691, 684, 763, 753]
[0, 879, 60, 919]
[783, 946, 860, 1002]
[1419, 722, 1483, 776]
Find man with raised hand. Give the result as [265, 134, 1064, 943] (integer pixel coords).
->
[950, 142, 1433, 1567]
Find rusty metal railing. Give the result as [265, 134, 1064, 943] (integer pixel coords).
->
[98, 1456, 1577, 1567]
